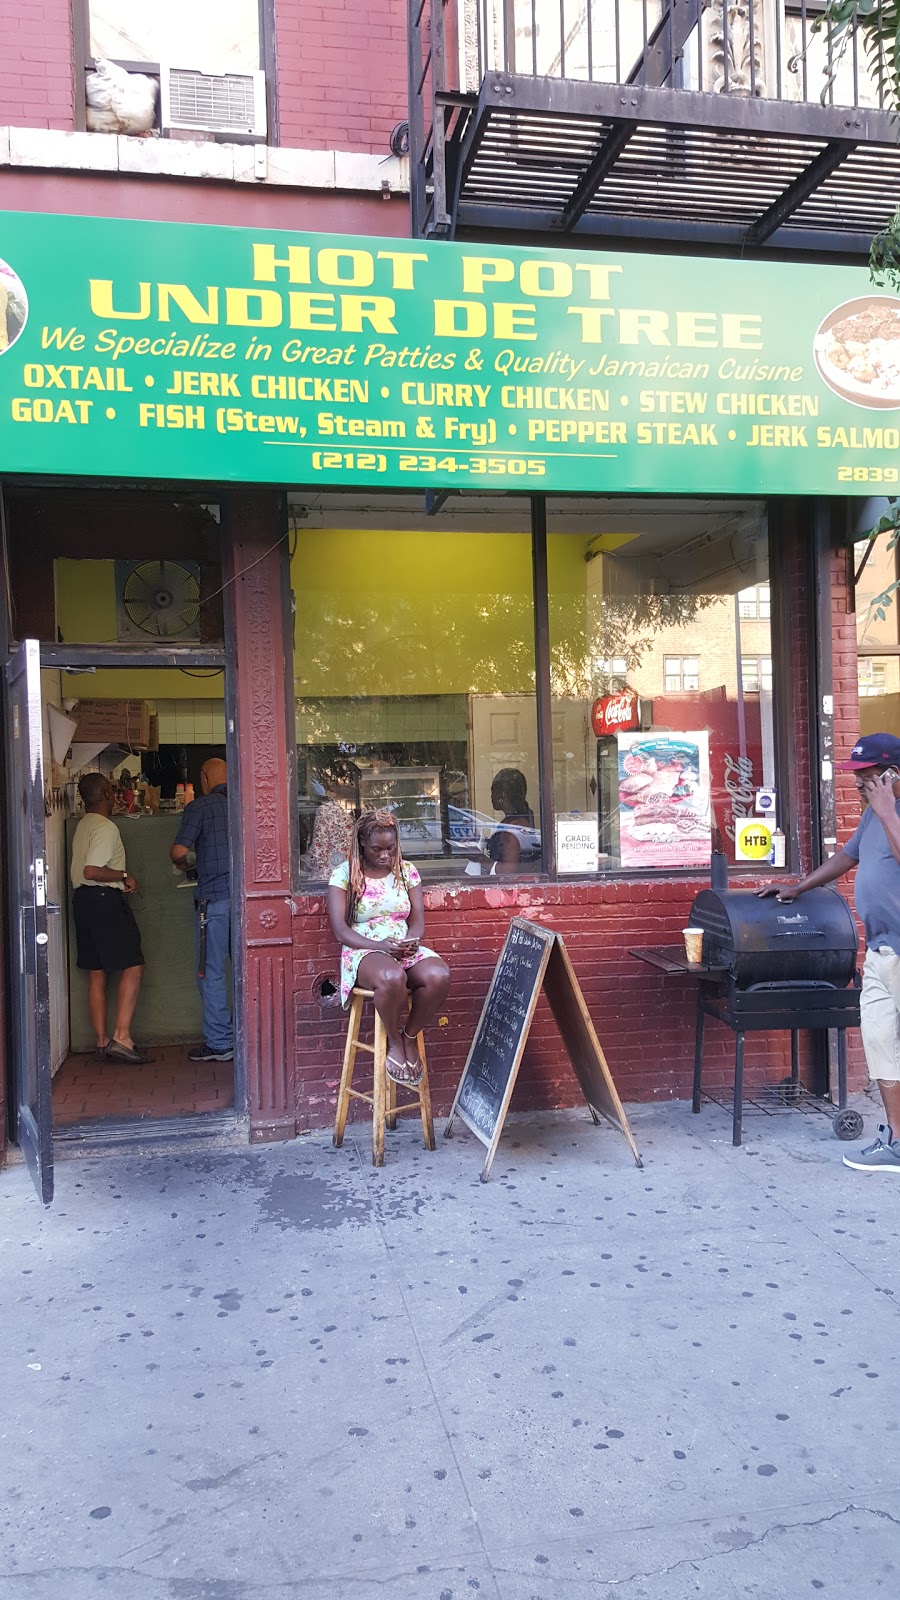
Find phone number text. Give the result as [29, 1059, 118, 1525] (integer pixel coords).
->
[310, 450, 547, 476]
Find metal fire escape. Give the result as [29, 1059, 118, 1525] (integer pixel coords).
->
[408, 0, 900, 251]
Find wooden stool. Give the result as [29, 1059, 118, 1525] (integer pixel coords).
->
[333, 987, 436, 1167]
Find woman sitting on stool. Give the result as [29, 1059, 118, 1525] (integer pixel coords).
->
[328, 810, 451, 1086]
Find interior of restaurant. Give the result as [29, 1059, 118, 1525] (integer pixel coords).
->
[5, 491, 234, 1130]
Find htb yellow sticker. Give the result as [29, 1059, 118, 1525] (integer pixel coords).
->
[735, 819, 773, 861]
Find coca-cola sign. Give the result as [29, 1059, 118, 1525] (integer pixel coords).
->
[592, 690, 641, 737]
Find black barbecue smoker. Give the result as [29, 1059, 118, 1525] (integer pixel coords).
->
[632, 867, 863, 1147]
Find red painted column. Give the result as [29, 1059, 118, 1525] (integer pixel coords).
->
[224, 490, 297, 1142]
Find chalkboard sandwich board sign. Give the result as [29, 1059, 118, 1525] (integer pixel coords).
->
[445, 917, 642, 1180]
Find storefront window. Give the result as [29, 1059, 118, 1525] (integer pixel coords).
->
[293, 499, 538, 883]
[547, 499, 776, 871]
[292, 495, 780, 885]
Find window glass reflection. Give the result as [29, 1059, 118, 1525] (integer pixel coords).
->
[292, 501, 539, 882]
[547, 499, 775, 870]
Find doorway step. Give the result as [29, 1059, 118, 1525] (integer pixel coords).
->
[53, 1110, 247, 1159]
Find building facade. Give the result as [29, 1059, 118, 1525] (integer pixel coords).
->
[0, 0, 890, 1198]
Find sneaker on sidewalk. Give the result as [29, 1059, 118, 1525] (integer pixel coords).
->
[188, 1043, 234, 1063]
[858, 1124, 894, 1158]
[843, 1125, 900, 1172]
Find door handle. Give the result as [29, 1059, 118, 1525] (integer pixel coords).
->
[46, 904, 61, 915]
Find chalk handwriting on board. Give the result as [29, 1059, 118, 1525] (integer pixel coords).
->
[452, 921, 551, 1162]
[446, 918, 642, 1180]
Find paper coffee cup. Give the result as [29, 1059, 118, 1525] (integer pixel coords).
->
[683, 927, 704, 964]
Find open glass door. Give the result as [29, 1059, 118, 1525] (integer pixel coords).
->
[4, 640, 53, 1202]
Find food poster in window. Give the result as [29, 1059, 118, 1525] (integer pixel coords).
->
[617, 731, 711, 868]
[653, 690, 767, 863]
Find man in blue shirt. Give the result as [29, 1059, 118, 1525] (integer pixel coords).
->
[170, 758, 233, 1063]
[760, 732, 900, 1173]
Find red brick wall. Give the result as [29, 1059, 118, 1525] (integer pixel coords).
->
[833, 541, 862, 842]
[783, 505, 815, 878]
[292, 874, 818, 1134]
[833, 539, 867, 1087]
[274, 0, 408, 155]
[0, 1, 74, 130]
[0, 1, 408, 154]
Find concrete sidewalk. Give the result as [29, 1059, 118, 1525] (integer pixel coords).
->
[1, 1095, 899, 1600]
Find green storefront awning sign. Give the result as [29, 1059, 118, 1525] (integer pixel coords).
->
[0, 209, 898, 495]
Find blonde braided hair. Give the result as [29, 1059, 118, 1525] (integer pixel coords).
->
[346, 809, 408, 928]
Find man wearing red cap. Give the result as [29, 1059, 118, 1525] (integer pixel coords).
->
[760, 732, 900, 1173]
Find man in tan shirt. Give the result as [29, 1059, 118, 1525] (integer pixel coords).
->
[70, 773, 150, 1064]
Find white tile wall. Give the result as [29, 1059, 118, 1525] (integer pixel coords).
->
[154, 699, 226, 744]
[296, 695, 468, 745]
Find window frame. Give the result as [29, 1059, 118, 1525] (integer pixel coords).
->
[663, 655, 701, 693]
[740, 655, 773, 695]
[738, 583, 771, 620]
[73, 0, 277, 138]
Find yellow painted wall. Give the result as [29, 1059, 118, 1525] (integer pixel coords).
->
[292, 529, 587, 698]
[56, 560, 223, 699]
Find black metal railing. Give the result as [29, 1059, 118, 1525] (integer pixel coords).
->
[460, 1, 885, 104]
[409, 0, 894, 237]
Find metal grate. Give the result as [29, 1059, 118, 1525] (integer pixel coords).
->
[166, 69, 258, 134]
[699, 1083, 837, 1120]
[450, 79, 900, 249]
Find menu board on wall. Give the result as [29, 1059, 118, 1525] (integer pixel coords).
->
[617, 731, 711, 868]
[0, 210, 896, 492]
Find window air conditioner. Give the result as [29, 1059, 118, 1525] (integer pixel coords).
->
[159, 66, 267, 139]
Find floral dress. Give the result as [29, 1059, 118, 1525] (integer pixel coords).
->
[329, 860, 438, 1006]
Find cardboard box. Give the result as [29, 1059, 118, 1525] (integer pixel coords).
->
[71, 699, 151, 750]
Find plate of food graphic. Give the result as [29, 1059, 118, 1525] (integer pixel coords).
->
[814, 294, 900, 410]
[0, 258, 28, 355]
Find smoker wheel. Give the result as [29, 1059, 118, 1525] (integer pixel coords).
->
[826, 1107, 864, 1145]
[832, 1108, 865, 1142]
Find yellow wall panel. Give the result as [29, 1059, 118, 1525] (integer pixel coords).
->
[292, 528, 587, 699]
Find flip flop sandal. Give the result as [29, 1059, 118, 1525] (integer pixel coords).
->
[386, 1052, 423, 1087]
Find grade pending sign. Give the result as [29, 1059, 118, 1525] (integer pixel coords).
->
[0, 209, 896, 491]
[555, 814, 599, 873]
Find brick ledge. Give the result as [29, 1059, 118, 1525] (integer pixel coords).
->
[0, 126, 409, 195]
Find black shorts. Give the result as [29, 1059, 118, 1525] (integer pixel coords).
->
[73, 886, 144, 973]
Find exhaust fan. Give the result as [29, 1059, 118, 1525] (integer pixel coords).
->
[115, 559, 201, 642]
